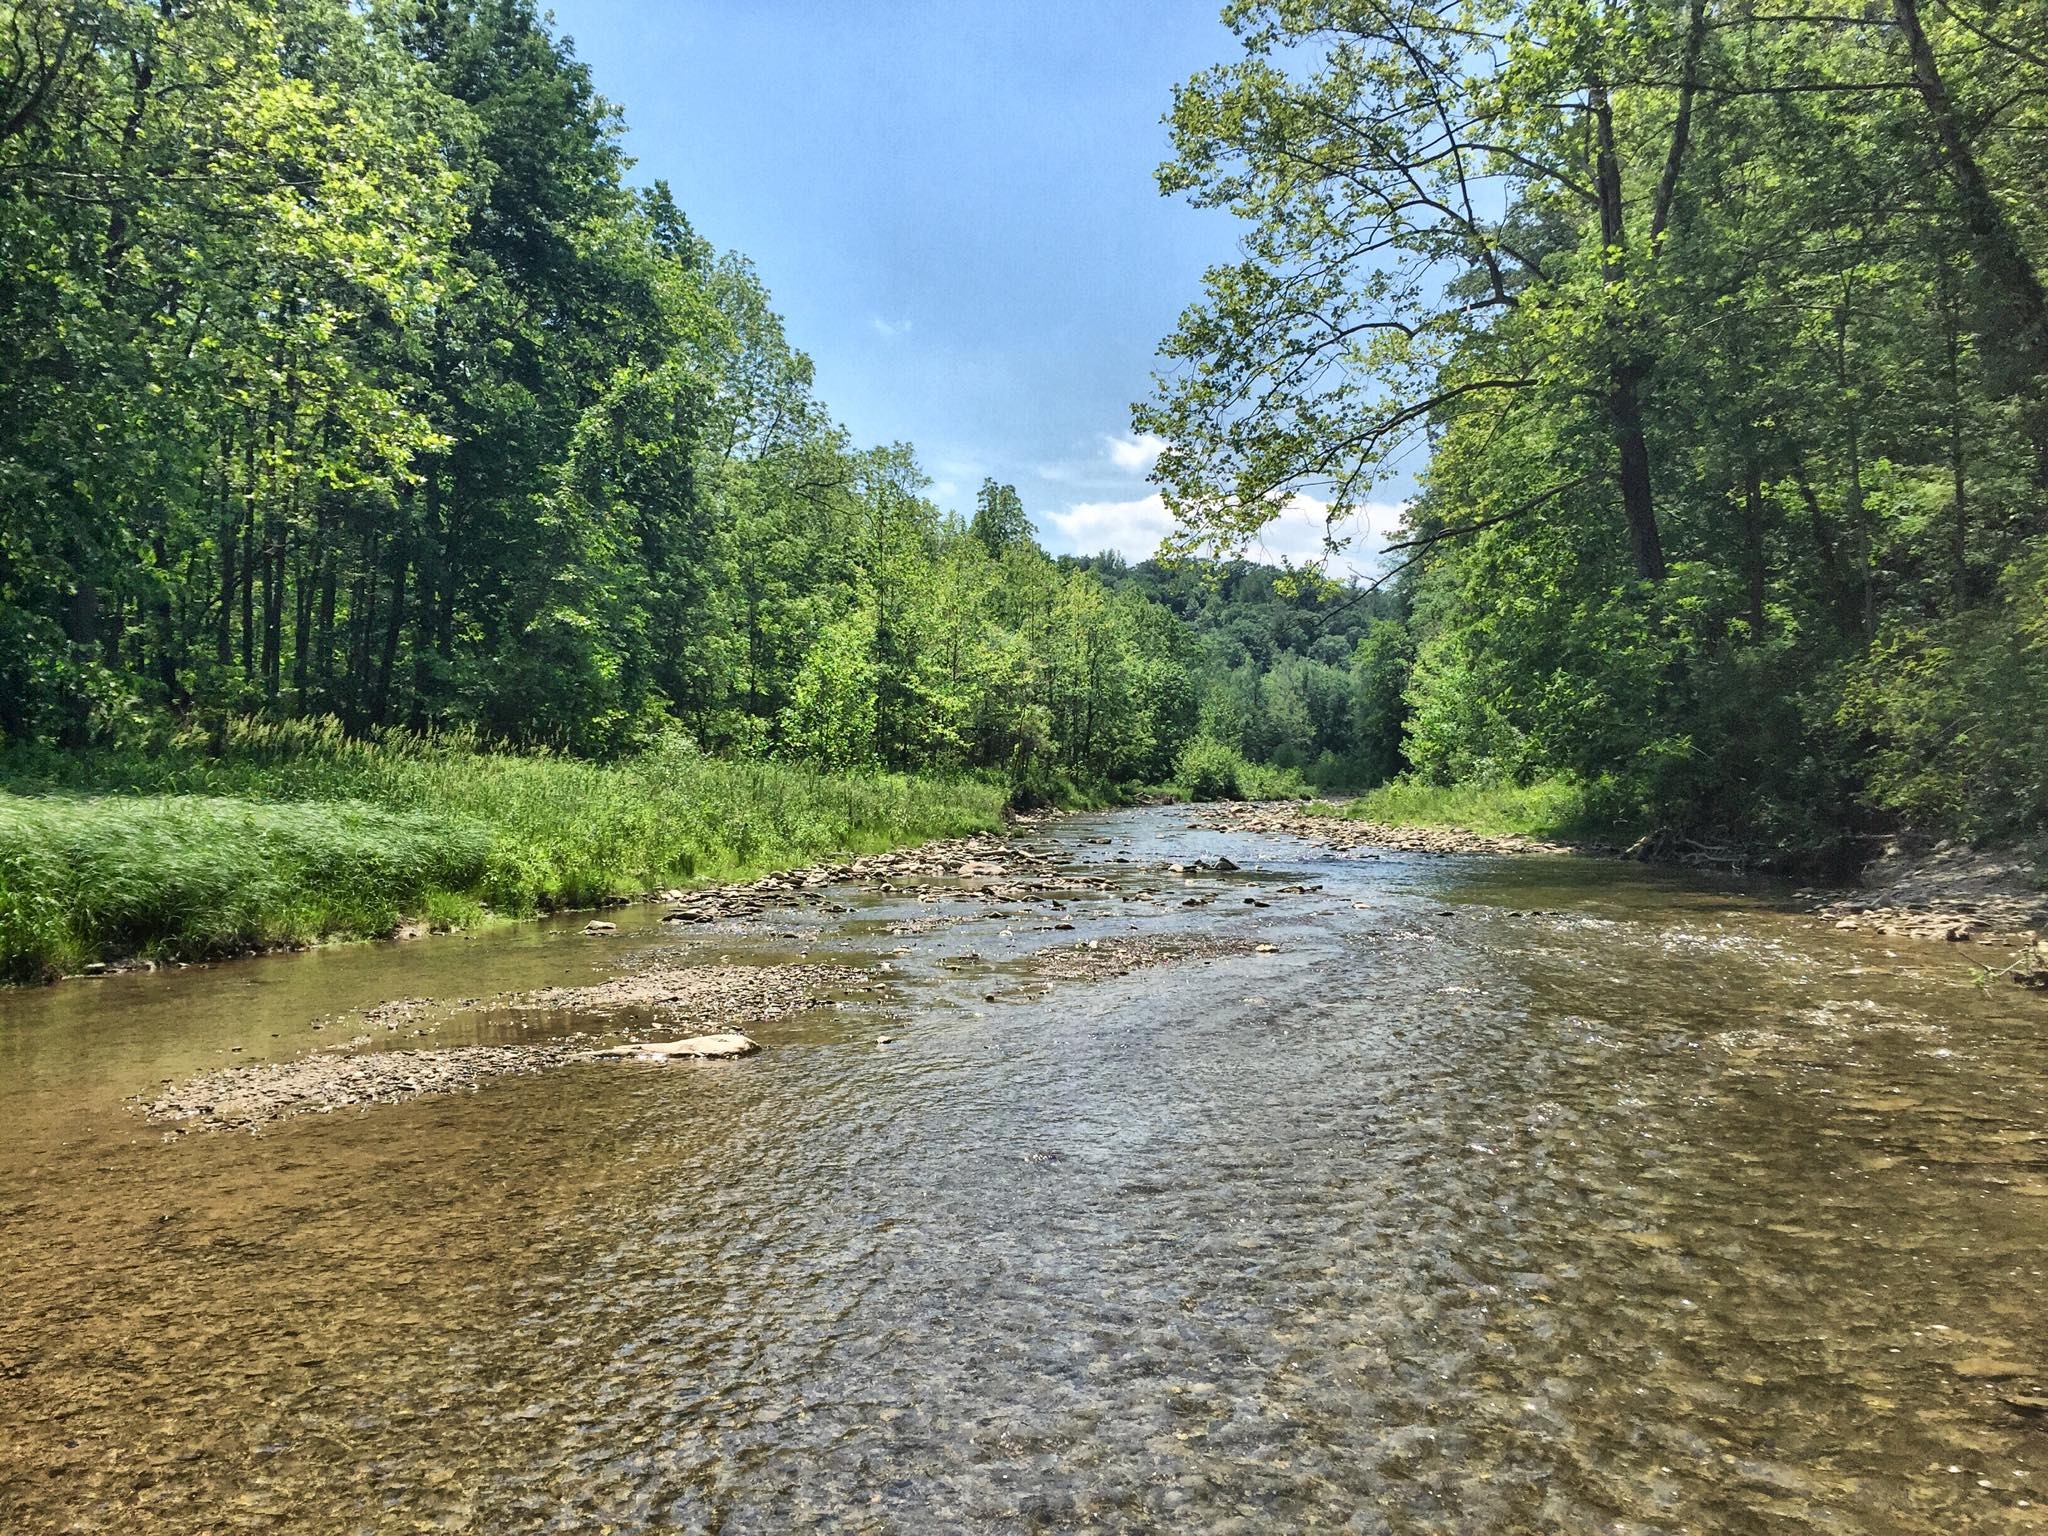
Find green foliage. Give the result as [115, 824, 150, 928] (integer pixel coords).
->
[1840, 550, 2048, 840]
[1143, 0, 2048, 848]
[0, 793, 489, 981]
[1169, 734, 1310, 802]
[1172, 735, 1246, 801]
[0, 0, 1363, 811]
[0, 724, 1008, 981]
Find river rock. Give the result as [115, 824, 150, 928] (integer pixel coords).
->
[1952, 1357, 2037, 1381]
[1184, 799, 1587, 858]
[587, 1032, 760, 1062]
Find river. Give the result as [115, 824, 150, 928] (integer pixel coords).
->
[1, 807, 2043, 1533]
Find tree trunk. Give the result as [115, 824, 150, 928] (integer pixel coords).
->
[1790, 459, 1859, 636]
[60, 536, 98, 748]
[373, 545, 409, 727]
[239, 434, 256, 679]
[314, 518, 337, 703]
[151, 533, 186, 709]
[1845, 413, 1874, 643]
[292, 538, 313, 705]
[1740, 461, 1768, 635]
[1941, 259, 1970, 611]
[1592, 85, 1667, 582]
[1893, 0, 2048, 392]
[262, 510, 283, 700]
[215, 437, 234, 671]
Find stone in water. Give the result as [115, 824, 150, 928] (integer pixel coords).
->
[590, 1033, 760, 1062]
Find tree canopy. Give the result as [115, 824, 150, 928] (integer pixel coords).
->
[0, 0, 1330, 797]
[1143, 0, 2048, 842]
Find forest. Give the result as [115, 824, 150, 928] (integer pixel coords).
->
[0, 0, 1399, 807]
[0, 0, 1421, 974]
[4, 0, 2045, 976]
[1141, 0, 2048, 851]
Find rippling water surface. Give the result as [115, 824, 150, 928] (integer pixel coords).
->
[2, 808, 2044, 1533]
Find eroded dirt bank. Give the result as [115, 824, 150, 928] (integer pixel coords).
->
[1815, 839, 2048, 960]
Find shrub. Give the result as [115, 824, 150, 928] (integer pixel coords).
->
[1173, 735, 1245, 801]
[1171, 735, 1310, 802]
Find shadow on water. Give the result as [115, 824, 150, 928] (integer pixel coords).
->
[1, 806, 2043, 1532]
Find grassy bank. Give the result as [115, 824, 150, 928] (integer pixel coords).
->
[1324, 776, 1619, 841]
[0, 721, 1008, 983]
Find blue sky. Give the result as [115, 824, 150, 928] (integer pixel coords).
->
[545, 0, 1403, 566]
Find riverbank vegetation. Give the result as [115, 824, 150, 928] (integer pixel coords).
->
[8, 0, 2040, 985]
[0, 722, 1006, 982]
[1332, 779, 1609, 843]
[0, 0, 1409, 800]
[1144, 0, 2048, 854]
[0, 0, 1431, 980]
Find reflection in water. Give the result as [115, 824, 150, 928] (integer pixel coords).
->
[1, 808, 2043, 1532]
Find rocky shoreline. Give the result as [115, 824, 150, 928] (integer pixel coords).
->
[111, 807, 2048, 1136]
[1181, 800, 1593, 858]
[1190, 800, 2047, 984]
[1812, 840, 2048, 981]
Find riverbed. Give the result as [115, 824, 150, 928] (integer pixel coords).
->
[1, 806, 2043, 1532]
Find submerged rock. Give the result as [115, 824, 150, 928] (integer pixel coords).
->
[586, 1032, 759, 1062]
[1022, 935, 1264, 982]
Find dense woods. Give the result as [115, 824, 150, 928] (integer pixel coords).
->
[1145, 0, 2048, 847]
[6, 0, 2043, 855]
[0, 0, 1380, 799]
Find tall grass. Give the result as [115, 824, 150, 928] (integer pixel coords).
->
[1340, 775, 1610, 838]
[0, 722, 1007, 982]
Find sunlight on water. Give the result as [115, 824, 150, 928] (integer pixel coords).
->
[2, 808, 2043, 1532]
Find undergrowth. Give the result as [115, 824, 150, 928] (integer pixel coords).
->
[1340, 776, 1619, 839]
[0, 719, 1007, 981]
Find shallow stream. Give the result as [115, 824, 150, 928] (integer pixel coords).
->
[2, 807, 2043, 1532]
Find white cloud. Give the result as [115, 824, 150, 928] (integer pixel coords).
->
[1103, 432, 1168, 472]
[870, 315, 913, 339]
[1035, 430, 1170, 486]
[1044, 493, 1177, 558]
[1045, 491, 1407, 574]
[931, 480, 959, 501]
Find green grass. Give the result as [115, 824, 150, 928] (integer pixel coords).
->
[0, 720, 1008, 982]
[1339, 776, 1609, 839]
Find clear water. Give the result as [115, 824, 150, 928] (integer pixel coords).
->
[2, 808, 2043, 1533]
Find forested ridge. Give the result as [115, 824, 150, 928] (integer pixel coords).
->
[1145, 0, 2048, 849]
[0, 0, 1385, 800]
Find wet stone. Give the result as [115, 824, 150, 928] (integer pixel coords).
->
[585, 1033, 759, 1062]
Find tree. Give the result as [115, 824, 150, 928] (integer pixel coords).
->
[968, 478, 1032, 555]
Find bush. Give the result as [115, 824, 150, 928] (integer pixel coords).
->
[1170, 735, 1309, 802]
[1173, 735, 1246, 801]
[1839, 549, 2048, 841]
